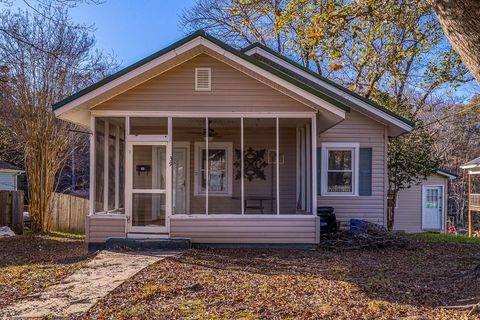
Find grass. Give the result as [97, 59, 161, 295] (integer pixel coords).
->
[0, 232, 92, 308]
[412, 232, 480, 244]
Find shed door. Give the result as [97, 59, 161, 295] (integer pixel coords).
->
[422, 186, 443, 230]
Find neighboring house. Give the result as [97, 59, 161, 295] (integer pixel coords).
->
[0, 161, 24, 191]
[394, 170, 457, 233]
[460, 157, 480, 237]
[53, 31, 414, 246]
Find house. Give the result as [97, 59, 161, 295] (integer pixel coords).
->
[460, 157, 480, 236]
[53, 31, 414, 247]
[0, 160, 23, 191]
[394, 169, 457, 233]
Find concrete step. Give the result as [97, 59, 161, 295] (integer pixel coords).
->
[90, 238, 191, 251]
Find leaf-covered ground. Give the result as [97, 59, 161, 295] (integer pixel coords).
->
[0, 232, 92, 308]
[80, 241, 480, 320]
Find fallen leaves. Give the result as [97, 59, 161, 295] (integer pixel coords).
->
[79, 241, 480, 320]
[0, 232, 92, 308]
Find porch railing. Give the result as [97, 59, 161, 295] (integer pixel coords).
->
[470, 194, 480, 210]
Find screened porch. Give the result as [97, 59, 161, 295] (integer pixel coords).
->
[92, 115, 317, 231]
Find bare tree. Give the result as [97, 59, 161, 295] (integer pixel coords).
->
[426, 97, 480, 227]
[0, 4, 115, 232]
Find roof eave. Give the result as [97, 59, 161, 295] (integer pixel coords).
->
[242, 43, 415, 134]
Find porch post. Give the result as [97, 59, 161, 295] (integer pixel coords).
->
[311, 115, 317, 216]
[241, 117, 244, 215]
[469, 173, 472, 237]
[89, 116, 95, 215]
[166, 117, 172, 233]
[205, 117, 209, 215]
[276, 117, 280, 215]
[103, 121, 109, 212]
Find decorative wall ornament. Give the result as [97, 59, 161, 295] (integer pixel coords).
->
[234, 147, 267, 181]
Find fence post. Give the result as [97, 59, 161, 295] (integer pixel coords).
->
[0, 192, 8, 226]
[11, 191, 24, 235]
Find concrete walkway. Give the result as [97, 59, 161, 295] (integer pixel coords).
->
[1, 250, 178, 319]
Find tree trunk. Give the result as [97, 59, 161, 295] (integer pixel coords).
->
[432, 0, 480, 84]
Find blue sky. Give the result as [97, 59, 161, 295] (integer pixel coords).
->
[69, 0, 195, 66]
[10, 0, 479, 101]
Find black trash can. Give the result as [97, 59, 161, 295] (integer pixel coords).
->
[317, 206, 337, 236]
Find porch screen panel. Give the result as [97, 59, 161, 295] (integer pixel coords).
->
[243, 118, 277, 214]
[279, 118, 312, 214]
[94, 117, 125, 214]
[94, 119, 105, 212]
[172, 118, 206, 214]
[207, 118, 241, 214]
[130, 117, 168, 135]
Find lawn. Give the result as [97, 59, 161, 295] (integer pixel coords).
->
[79, 240, 480, 320]
[412, 232, 480, 244]
[0, 232, 92, 308]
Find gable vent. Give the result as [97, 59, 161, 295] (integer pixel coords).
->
[195, 68, 211, 91]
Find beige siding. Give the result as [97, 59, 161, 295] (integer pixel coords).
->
[86, 215, 126, 243]
[170, 216, 319, 244]
[317, 110, 387, 226]
[394, 174, 447, 233]
[93, 54, 314, 114]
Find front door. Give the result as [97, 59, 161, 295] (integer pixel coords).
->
[128, 142, 169, 233]
[422, 186, 443, 230]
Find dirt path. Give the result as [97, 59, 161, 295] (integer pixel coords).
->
[1, 250, 178, 319]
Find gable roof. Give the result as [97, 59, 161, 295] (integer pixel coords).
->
[0, 160, 23, 173]
[436, 169, 457, 180]
[53, 30, 413, 136]
[461, 157, 480, 173]
[461, 157, 480, 169]
[242, 42, 414, 135]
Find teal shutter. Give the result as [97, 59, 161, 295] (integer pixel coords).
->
[359, 148, 372, 196]
[317, 147, 321, 195]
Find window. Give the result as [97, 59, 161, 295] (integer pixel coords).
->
[194, 142, 232, 196]
[321, 143, 359, 196]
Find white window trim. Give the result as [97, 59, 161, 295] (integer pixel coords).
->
[195, 67, 211, 91]
[194, 141, 233, 197]
[321, 142, 360, 196]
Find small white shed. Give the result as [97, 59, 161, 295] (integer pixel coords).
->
[0, 161, 24, 191]
[394, 170, 457, 233]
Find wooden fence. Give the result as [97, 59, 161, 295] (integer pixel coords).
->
[0, 191, 24, 234]
[50, 193, 89, 233]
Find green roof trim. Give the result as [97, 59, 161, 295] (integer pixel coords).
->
[52, 30, 351, 113]
[241, 42, 415, 127]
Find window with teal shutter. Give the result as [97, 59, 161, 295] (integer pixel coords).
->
[359, 148, 372, 196]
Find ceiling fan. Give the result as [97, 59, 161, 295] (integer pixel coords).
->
[184, 120, 220, 139]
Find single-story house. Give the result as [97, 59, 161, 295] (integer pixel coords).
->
[0, 160, 24, 191]
[394, 169, 457, 233]
[53, 31, 415, 246]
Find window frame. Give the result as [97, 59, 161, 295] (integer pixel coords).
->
[194, 141, 233, 197]
[321, 142, 360, 196]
